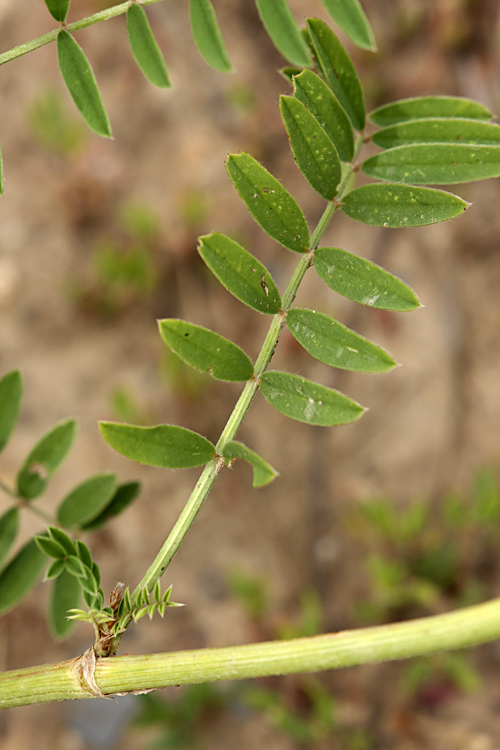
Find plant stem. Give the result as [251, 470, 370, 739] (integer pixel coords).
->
[3, 595, 500, 708]
[0, 0, 165, 66]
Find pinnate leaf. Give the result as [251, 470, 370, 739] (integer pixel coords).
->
[45, 558, 65, 581]
[369, 96, 492, 128]
[321, 0, 377, 51]
[222, 441, 278, 487]
[287, 308, 396, 373]
[81, 481, 141, 531]
[189, 0, 233, 72]
[341, 183, 469, 228]
[100, 422, 215, 468]
[0, 539, 46, 615]
[44, 0, 70, 22]
[57, 473, 118, 529]
[255, 0, 312, 67]
[47, 526, 78, 557]
[280, 95, 341, 200]
[362, 143, 500, 185]
[57, 30, 111, 137]
[314, 247, 420, 311]
[293, 69, 354, 162]
[260, 371, 365, 426]
[50, 569, 80, 638]
[35, 534, 67, 559]
[16, 419, 77, 500]
[199, 232, 282, 314]
[127, 4, 171, 88]
[371, 118, 500, 149]
[159, 319, 254, 382]
[306, 18, 365, 132]
[0, 370, 22, 453]
[0, 508, 19, 569]
[226, 153, 309, 253]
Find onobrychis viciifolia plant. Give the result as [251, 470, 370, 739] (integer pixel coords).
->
[1, 0, 500, 709]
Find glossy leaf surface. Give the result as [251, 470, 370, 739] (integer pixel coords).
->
[314, 247, 420, 311]
[57, 30, 111, 137]
[280, 95, 341, 200]
[362, 143, 500, 185]
[341, 183, 469, 227]
[17, 419, 77, 500]
[293, 69, 354, 162]
[287, 308, 396, 373]
[226, 153, 309, 253]
[0, 508, 19, 569]
[50, 569, 80, 638]
[369, 96, 492, 127]
[100, 422, 215, 468]
[189, 0, 233, 72]
[306, 18, 365, 131]
[159, 319, 253, 381]
[127, 4, 171, 88]
[321, 0, 377, 51]
[222, 441, 278, 488]
[44, 0, 70, 22]
[255, 0, 312, 66]
[0, 370, 22, 453]
[0, 539, 46, 615]
[260, 371, 365, 426]
[371, 118, 500, 149]
[57, 473, 118, 529]
[81, 481, 141, 531]
[199, 233, 281, 314]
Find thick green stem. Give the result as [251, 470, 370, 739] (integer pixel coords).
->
[3, 595, 500, 708]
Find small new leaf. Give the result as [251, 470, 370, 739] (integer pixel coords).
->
[47, 526, 78, 557]
[0, 370, 22, 453]
[255, 0, 312, 67]
[189, 0, 233, 72]
[369, 96, 492, 128]
[321, 0, 377, 51]
[34, 534, 66, 560]
[127, 4, 171, 88]
[64, 555, 88, 579]
[44, 558, 65, 581]
[75, 540, 93, 569]
[222, 441, 278, 488]
[16, 419, 77, 500]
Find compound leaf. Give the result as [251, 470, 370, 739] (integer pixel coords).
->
[57, 473, 118, 529]
[0, 370, 22, 453]
[158, 319, 254, 382]
[321, 0, 377, 51]
[280, 95, 341, 200]
[369, 96, 492, 128]
[293, 69, 354, 162]
[81, 481, 141, 531]
[314, 247, 420, 311]
[306, 18, 365, 131]
[47, 526, 78, 557]
[287, 308, 396, 373]
[45, 558, 65, 581]
[341, 183, 469, 227]
[371, 118, 500, 149]
[189, 0, 233, 72]
[34, 534, 66, 560]
[100, 422, 215, 468]
[0, 508, 19, 569]
[0, 539, 46, 615]
[44, 0, 70, 22]
[49, 569, 80, 639]
[199, 232, 282, 314]
[260, 371, 365, 426]
[226, 153, 309, 253]
[255, 0, 312, 66]
[127, 4, 171, 88]
[57, 30, 111, 137]
[17, 419, 77, 500]
[222, 441, 278, 487]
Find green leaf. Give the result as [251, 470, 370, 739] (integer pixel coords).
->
[0, 370, 23, 453]
[64, 555, 88, 579]
[280, 66, 303, 84]
[99, 422, 215, 468]
[16, 419, 77, 500]
[189, 0, 233, 73]
[362, 143, 500, 185]
[314, 247, 420, 311]
[280, 95, 341, 200]
[47, 526, 78, 557]
[57, 30, 112, 137]
[49, 569, 80, 639]
[255, 0, 312, 67]
[293, 69, 354, 162]
[158, 319, 254, 382]
[0, 508, 19, 569]
[369, 96, 493, 128]
[287, 308, 397, 373]
[371, 118, 500, 149]
[44, 558, 65, 581]
[222, 441, 278, 488]
[34, 534, 66, 559]
[306, 18, 365, 132]
[199, 232, 282, 314]
[75, 540, 93, 569]
[321, 0, 377, 51]
[44, 0, 70, 22]
[81, 481, 141, 531]
[127, 4, 171, 88]
[0, 539, 46, 615]
[260, 371, 365, 426]
[226, 153, 309, 253]
[341, 183, 469, 227]
[56, 473, 118, 529]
